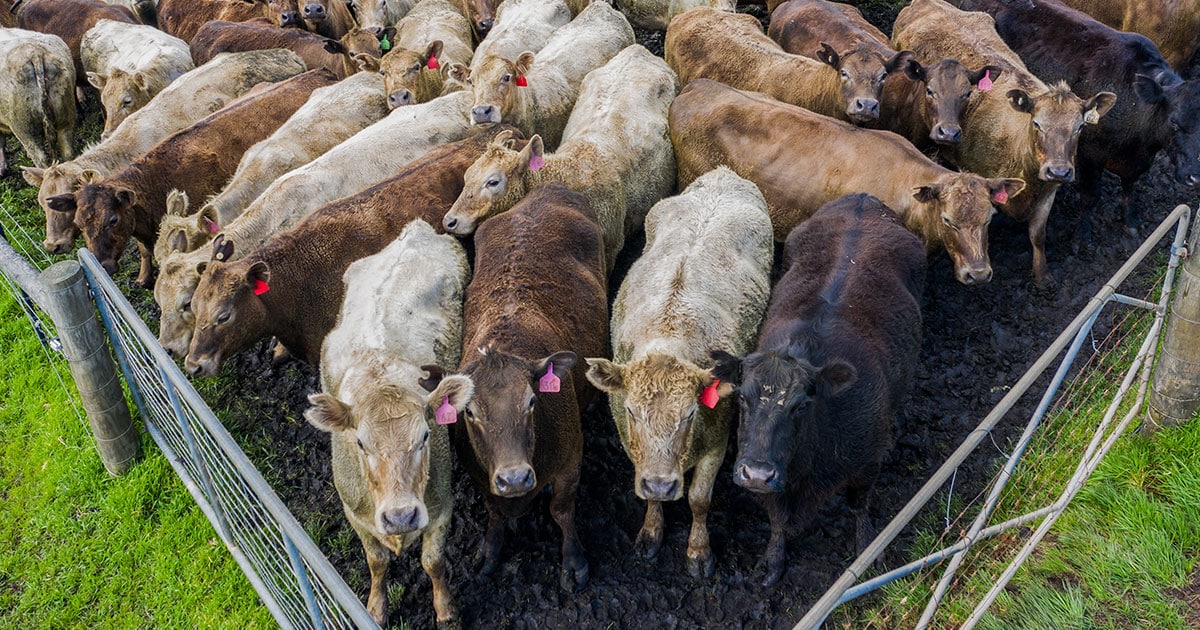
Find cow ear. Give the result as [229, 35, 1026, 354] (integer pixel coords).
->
[353, 53, 379, 72]
[418, 364, 446, 391]
[382, 26, 397, 41]
[167, 229, 188, 254]
[211, 233, 234, 262]
[80, 169, 104, 184]
[1133, 74, 1165, 105]
[912, 184, 940, 203]
[531, 351, 576, 382]
[324, 39, 347, 55]
[166, 189, 189, 216]
[198, 205, 220, 235]
[584, 358, 624, 393]
[423, 39, 444, 64]
[709, 349, 742, 384]
[971, 65, 1002, 87]
[989, 177, 1025, 203]
[86, 71, 107, 89]
[697, 368, 735, 398]
[132, 71, 148, 91]
[114, 187, 136, 207]
[246, 260, 270, 289]
[1006, 88, 1033, 113]
[1083, 91, 1117, 123]
[885, 50, 914, 74]
[304, 392, 353, 432]
[427, 374, 474, 412]
[816, 42, 840, 69]
[819, 360, 856, 395]
[448, 62, 470, 83]
[903, 58, 926, 83]
[21, 166, 45, 186]
[195, 261, 208, 276]
[514, 51, 535, 77]
[46, 193, 77, 213]
[519, 134, 543, 170]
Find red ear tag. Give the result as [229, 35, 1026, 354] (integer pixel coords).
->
[427, 55, 439, 70]
[992, 187, 1009, 204]
[435, 396, 457, 425]
[205, 218, 219, 234]
[977, 69, 993, 92]
[515, 75, 527, 87]
[699, 379, 720, 409]
[252, 279, 270, 296]
[529, 154, 545, 171]
[538, 362, 560, 393]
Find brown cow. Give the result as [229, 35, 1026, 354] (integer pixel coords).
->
[47, 69, 335, 286]
[300, 0, 356, 39]
[1058, 0, 1200, 71]
[191, 19, 381, 78]
[181, 126, 516, 376]
[15, 0, 135, 89]
[665, 6, 909, 125]
[768, 0, 999, 147]
[893, 0, 1116, 285]
[670, 79, 1025, 285]
[157, 0, 273, 42]
[457, 0, 499, 40]
[446, 183, 607, 591]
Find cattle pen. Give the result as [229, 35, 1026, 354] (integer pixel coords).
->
[0, 189, 1197, 628]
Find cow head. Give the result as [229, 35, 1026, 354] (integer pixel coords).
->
[1007, 82, 1115, 183]
[913, 173, 1024, 286]
[586, 354, 731, 502]
[353, 0, 406, 33]
[88, 69, 154, 139]
[184, 237, 268, 377]
[153, 190, 216, 264]
[457, 346, 576, 498]
[712, 348, 855, 494]
[23, 163, 83, 254]
[817, 42, 912, 125]
[302, 0, 333, 22]
[56, 176, 138, 276]
[463, 51, 534, 126]
[443, 130, 533, 235]
[267, 0, 305, 27]
[154, 249, 207, 359]
[906, 59, 1001, 146]
[305, 368, 472, 536]
[460, 0, 498, 39]
[1134, 74, 1200, 188]
[378, 40, 444, 108]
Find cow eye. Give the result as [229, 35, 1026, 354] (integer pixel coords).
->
[122, 95, 134, 106]
[926, 87, 934, 97]
[356, 438, 364, 450]
[501, 73, 511, 83]
[486, 178, 500, 189]
[528, 395, 536, 408]
[216, 312, 231, 325]
[1170, 120, 1181, 132]
[878, 72, 887, 82]
[464, 406, 475, 420]
[839, 70, 849, 80]
[107, 215, 119, 227]
[412, 63, 422, 73]
[1032, 120, 1043, 132]
[942, 215, 958, 230]
[182, 300, 191, 312]
[422, 430, 429, 445]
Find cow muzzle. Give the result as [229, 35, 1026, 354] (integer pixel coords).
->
[442, 212, 474, 235]
[637, 473, 682, 502]
[100, 258, 119, 276]
[492, 465, 536, 497]
[184, 354, 219, 378]
[1039, 164, 1074, 183]
[43, 237, 71, 255]
[302, 3, 326, 19]
[735, 460, 783, 493]
[955, 264, 993, 286]
[279, 11, 302, 27]
[930, 123, 962, 145]
[388, 89, 414, 109]
[477, 19, 493, 35]
[470, 105, 500, 125]
[378, 503, 427, 535]
[848, 98, 880, 123]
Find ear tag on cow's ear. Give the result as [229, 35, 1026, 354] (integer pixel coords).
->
[538, 362, 560, 393]
[427, 55, 439, 70]
[252, 279, 270, 296]
[515, 75, 527, 87]
[380, 35, 391, 52]
[699, 379, 720, 409]
[977, 70, 993, 92]
[1084, 108, 1099, 125]
[435, 396, 457, 425]
[528, 154, 545, 171]
[992, 187, 1009, 204]
[205, 218, 219, 235]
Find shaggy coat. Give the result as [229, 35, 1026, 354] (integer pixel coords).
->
[305, 220, 470, 626]
[0, 28, 74, 174]
[585, 167, 773, 579]
[669, 79, 1024, 286]
[15, 0, 135, 86]
[191, 19, 382, 79]
[444, 44, 676, 271]
[157, 0, 274, 42]
[81, 19, 193, 137]
[23, 48, 306, 253]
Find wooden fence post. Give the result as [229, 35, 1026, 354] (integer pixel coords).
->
[1147, 213, 1200, 432]
[40, 260, 141, 474]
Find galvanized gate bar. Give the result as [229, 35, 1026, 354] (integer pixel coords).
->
[796, 204, 1194, 629]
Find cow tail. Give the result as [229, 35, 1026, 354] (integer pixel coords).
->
[34, 56, 56, 163]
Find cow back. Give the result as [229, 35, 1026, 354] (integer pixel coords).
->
[16, 0, 136, 80]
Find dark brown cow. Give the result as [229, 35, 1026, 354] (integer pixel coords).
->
[960, 0, 1200, 236]
[265, 0, 304, 28]
[300, 0, 356, 39]
[15, 0, 136, 87]
[670, 79, 1024, 285]
[458, 0, 500, 40]
[712, 193, 925, 587]
[181, 126, 517, 376]
[666, 6, 909, 125]
[1058, 0, 1200, 71]
[191, 19, 381, 78]
[768, 0, 1000, 147]
[157, 0, 273, 42]
[47, 69, 335, 286]
[448, 184, 606, 592]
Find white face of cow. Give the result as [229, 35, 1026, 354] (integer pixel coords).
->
[442, 131, 538, 235]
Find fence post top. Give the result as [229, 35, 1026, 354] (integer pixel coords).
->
[41, 260, 85, 288]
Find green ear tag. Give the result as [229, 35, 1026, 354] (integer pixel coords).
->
[380, 35, 391, 52]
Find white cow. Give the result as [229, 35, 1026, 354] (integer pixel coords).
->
[81, 19, 193, 137]
[0, 28, 74, 175]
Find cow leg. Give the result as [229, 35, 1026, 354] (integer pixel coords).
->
[759, 492, 789, 587]
[1028, 186, 1059, 289]
[549, 473, 588, 591]
[357, 528, 393, 626]
[479, 501, 504, 577]
[685, 449, 723, 579]
[1119, 177, 1139, 238]
[635, 499, 664, 559]
[135, 241, 155, 288]
[845, 476, 878, 557]
[421, 510, 459, 625]
[0, 139, 6, 177]
[1074, 162, 1103, 246]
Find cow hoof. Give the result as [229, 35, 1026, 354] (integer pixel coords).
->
[435, 618, 462, 630]
[686, 549, 715, 579]
[136, 275, 155, 289]
[1032, 273, 1057, 293]
[560, 558, 589, 591]
[634, 528, 663, 560]
[761, 565, 783, 587]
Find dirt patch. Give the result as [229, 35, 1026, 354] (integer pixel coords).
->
[1166, 568, 1200, 628]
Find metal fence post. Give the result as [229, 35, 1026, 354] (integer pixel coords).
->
[1148, 207, 1200, 432]
[39, 260, 141, 475]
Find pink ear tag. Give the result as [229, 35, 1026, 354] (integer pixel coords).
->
[538, 362, 560, 393]
[435, 396, 457, 425]
[528, 154, 545, 171]
[252, 279, 270, 296]
[205, 218, 220, 234]
[992, 187, 1009, 204]
[427, 55, 439, 70]
[699, 379, 720, 409]
[515, 75, 527, 87]
[977, 70, 993, 92]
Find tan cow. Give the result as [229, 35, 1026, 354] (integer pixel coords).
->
[305, 219, 470, 626]
[453, 0, 634, 150]
[153, 90, 477, 358]
[466, 0, 571, 71]
[670, 79, 1026, 286]
[585, 166, 773, 579]
[22, 48, 306, 254]
[444, 44, 675, 271]
[82, 20, 192, 138]
[0, 28, 74, 175]
[617, 0, 734, 31]
[893, 0, 1116, 285]
[191, 20, 382, 80]
[352, 0, 418, 32]
[154, 71, 389, 262]
[666, 6, 907, 125]
[368, 0, 472, 108]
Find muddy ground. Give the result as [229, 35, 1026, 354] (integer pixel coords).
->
[5, 2, 1198, 628]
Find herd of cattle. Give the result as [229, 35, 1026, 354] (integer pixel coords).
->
[2, 0, 1198, 623]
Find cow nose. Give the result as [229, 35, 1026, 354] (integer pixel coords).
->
[280, 11, 300, 25]
[959, 266, 993, 286]
[852, 98, 879, 119]
[380, 506, 422, 534]
[639, 476, 681, 501]
[493, 466, 535, 496]
[303, 4, 325, 18]
[164, 346, 176, 359]
[443, 215, 459, 232]
[471, 105, 495, 124]
[932, 124, 962, 144]
[101, 259, 118, 276]
[1044, 166, 1074, 182]
[186, 362, 203, 377]
[478, 19, 493, 34]
[43, 240, 67, 254]
[388, 89, 413, 108]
